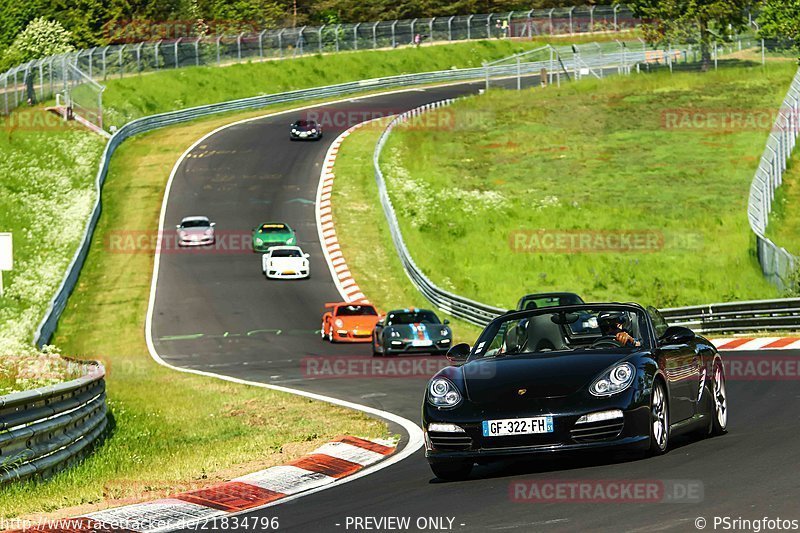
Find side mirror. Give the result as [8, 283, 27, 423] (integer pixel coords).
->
[443, 319, 450, 325]
[304, 253, 310, 258]
[210, 222, 216, 227]
[175, 224, 181, 229]
[375, 320, 384, 327]
[659, 326, 694, 345]
[446, 343, 470, 363]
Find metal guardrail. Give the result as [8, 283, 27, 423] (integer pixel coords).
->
[0, 362, 107, 484]
[746, 67, 800, 290]
[0, 4, 641, 117]
[661, 298, 800, 333]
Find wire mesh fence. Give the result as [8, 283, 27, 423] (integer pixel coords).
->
[0, 5, 641, 120]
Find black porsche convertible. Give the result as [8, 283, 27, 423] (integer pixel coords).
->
[423, 303, 728, 480]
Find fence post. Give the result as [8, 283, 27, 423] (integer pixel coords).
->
[548, 8, 554, 35]
[373, 21, 379, 49]
[277, 30, 284, 58]
[613, 5, 620, 31]
[317, 27, 324, 54]
[88, 47, 95, 78]
[569, 6, 575, 34]
[12, 68, 18, 108]
[713, 41, 718, 70]
[516, 56, 521, 90]
[467, 15, 473, 40]
[194, 37, 201, 66]
[3, 74, 7, 115]
[118, 45, 124, 77]
[258, 30, 266, 57]
[354, 23, 361, 50]
[761, 39, 765, 66]
[154, 41, 162, 70]
[391, 20, 397, 47]
[174, 39, 181, 68]
[101, 46, 108, 80]
[335, 25, 340, 52]
[590, 5, 595, 32]
[447, 16, 454, 41]
[136, 43, 143, 73]
[38, 61, 44, 101]
[237, 32, 243, 61]
[410, 19, 416, 44]
[487, 14, 492, 38]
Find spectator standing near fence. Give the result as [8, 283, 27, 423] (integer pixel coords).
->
[495, 20, 502, 38]
[414, 33, 421, 47]
[501, 19, 509, 38]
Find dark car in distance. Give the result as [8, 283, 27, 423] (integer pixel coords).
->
[290, 119, 323, 141]
[516, 292, 584, 310]
[422, 303, 728, 480]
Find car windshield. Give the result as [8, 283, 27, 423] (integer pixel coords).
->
[337, 305, 378, 316]
[271, 249, 302, 258]
[470, 306, 650, 360]
[258, 224, 288, 233]
[180, 219, 209, 228]
[519, 293, 583, 310]
[387, 311, 440, 325]
[295, 120, 315, 129]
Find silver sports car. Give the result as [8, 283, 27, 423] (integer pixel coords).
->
[176, 216, 215, 247]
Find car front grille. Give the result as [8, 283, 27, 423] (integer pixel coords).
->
[570, 419, 624, 443]
[428, 431, 473, 451]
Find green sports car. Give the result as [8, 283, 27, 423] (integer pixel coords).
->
[252, 222, 296, 253]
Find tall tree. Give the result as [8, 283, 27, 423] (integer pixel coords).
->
[758, 0, 800, 44]
[627, 0, 751, 70]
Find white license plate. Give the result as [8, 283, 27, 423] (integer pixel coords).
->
[482, 416, 554, 437]
[412, 339, 433, 347]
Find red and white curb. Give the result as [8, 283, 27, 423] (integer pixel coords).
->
[710, 337, 800, 351]
[19, 436, 396, 532]
[316, 118, 390, 304]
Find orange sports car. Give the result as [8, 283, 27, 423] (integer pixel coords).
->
[321, 302, 380, 343]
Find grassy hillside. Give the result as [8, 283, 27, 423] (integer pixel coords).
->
[380, 62, 796, 308]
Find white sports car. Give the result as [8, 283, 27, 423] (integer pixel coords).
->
[262, 246, 310, 279]
[176, 216, 215, 246]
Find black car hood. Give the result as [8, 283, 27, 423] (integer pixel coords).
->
[462, 351, 634, 403]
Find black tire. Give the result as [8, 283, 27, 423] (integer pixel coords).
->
[648, 379, 669, 455]
[711, 360, 728, 436]
[430, 461, 473, 481]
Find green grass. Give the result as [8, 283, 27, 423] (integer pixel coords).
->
[0, 109, 105, 390]
[102, 34, 637, 128]
[330, 120, 482, 343]
[378, 61, 797, 309]
[766, 156, 800, 257]
[1, 107, 386, 521]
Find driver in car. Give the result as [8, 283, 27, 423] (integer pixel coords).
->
[597, 311, 641, 347]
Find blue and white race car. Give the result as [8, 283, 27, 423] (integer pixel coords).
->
[372, 308, 452, 356]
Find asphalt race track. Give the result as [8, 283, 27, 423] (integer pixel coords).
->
[150, 81, 800, 532]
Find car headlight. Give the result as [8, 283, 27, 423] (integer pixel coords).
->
[335, 319, 343, 328]
[590, 363, 635, 397]
[204, 229, 213, 235]
[439, 328, 449, 337]
[390, 330, 400, 338]
[428, 378, 462, 408]
[255, 237, 263, 245]
[311, 128, 317, 133]
[292, 129, 298, 134]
